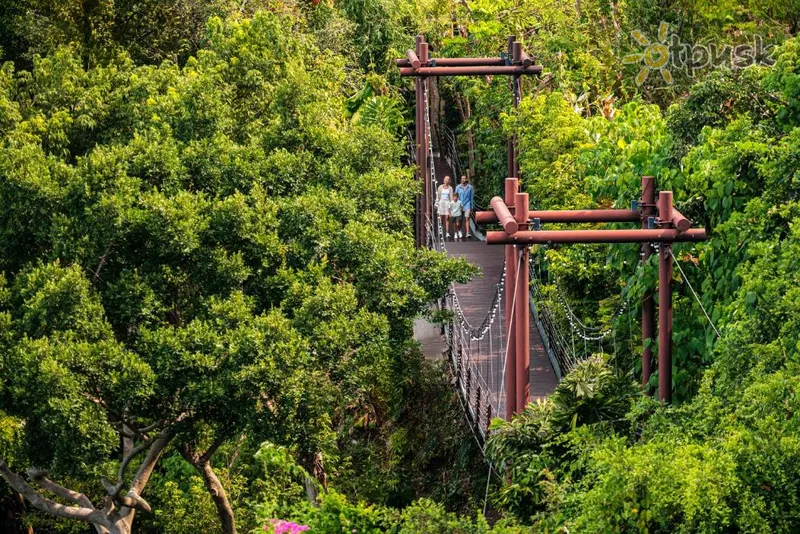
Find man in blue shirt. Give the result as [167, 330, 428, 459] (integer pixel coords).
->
[455, 175, 474, 238]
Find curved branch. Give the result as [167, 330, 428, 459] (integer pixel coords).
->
[0, 460, 108, 526]
[130, 431, 173, 495]
[109, 434, 158, 495]
[99, 430, 173, 518]
[101, 478, 124, 500]
[117, 490, 152, 513]
[199, 434, 228, 464]
[138, 420, 165, 435]
[26, 468, 96, 510]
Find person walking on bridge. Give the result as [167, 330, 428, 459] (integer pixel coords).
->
[450, 192, 464, 239]
[437, 175, 454, 238]
[455, 175, 473, 239]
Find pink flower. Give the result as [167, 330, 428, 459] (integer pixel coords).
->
[265, 519, 310, 534]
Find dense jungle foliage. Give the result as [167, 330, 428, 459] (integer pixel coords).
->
[0, 0, 799, 532]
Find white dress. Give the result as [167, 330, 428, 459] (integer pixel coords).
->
[437, 185, 453, 214]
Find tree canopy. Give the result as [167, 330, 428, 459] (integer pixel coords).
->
[0, 8, 473, 534]
[1, 0, 799, 533]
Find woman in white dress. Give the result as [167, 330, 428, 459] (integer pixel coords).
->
[437, 176, 454, 238]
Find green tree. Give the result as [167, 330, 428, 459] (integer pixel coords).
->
[0, 10, 472, 533]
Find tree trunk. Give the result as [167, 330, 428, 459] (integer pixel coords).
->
[455, 95, 476, 180]
[181, 446, 236, 534]
[199, 461, 236, 534]
[81, 0, 98, 67]
[303, 476, 317, 504]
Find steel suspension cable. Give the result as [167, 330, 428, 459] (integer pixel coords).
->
[483, 249, 523, 515]
[424, 83, 508, 434]
[424, 83, 504, 341]
[669, 248, 721, 338]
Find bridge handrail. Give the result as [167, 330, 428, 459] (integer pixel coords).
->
[425, 85, 504, 437]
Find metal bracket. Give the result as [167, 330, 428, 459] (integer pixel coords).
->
[647, 216, 656, 229]
[532, 217, 542, 230]
[429, 59, 437, 67]
[500, 52, 511, 66]
[631, 199, 641, 211]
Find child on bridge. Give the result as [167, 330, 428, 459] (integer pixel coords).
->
[450, 192, 464, 240]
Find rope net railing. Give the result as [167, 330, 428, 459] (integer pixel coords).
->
[427, 97, 618, 386]
[421, 84, 627, 435]
[423, 85, 509, 437]
[529, 251, 628, 380]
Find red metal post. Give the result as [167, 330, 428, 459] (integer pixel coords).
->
[511, 42, 522, 179]
[512, 42, 523, 68]
[658, 242, 673, 403]
[506, 36, 516, 181]
[476, 208, 640, 225]
[414, 36, 424, 248]
[503, 178, 518, 419]
[420, 40, 430, 247]
[658, 191, 673, 223]
[490, 196, 519, 234]
[658, 191, 674, 403]
[641, 176, 655, 391]
[513, 42, 524, 66]
[514, 192, 530, 412]
[485, 228, 708, 244]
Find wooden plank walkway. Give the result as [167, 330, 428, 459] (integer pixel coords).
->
[412, 149, 557, 424]
[446, 241, 558, 407]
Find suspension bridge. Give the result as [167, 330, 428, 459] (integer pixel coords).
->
[404, 36, 709, 440]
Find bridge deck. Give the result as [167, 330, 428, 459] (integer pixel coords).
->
[415, 150, 557, 424]
[446, 241, 558, 406]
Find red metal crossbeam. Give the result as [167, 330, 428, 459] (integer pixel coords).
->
[477, 180, 707, 404]
[399, 65, 542, 77]
[396, 57, 508, 67]
[477, 206, 641, 225]
[490, 197, 518, 234]
[397, 54, 535, 68]
[486, 228, 707, 244]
